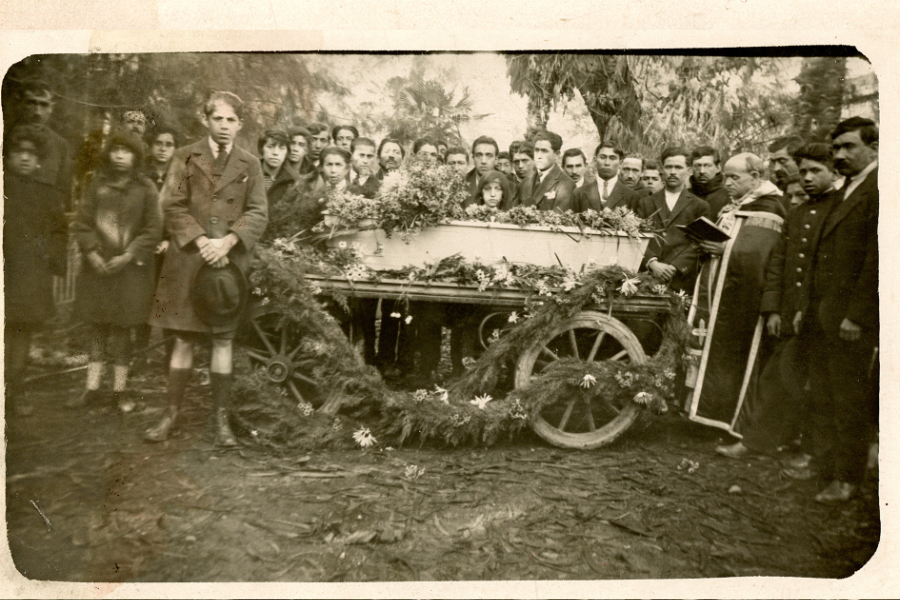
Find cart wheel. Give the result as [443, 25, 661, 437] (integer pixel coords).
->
[241, 309, 324, 410]
[515, 311, 646, 449]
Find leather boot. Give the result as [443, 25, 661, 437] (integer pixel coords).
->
[210, 373, 238, 447]
[144, 368, 190, 442]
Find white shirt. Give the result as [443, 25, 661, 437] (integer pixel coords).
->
[842, 159, 877, 200]
[208, 137, 233, 158]
[664, 188, 680, 211]
[598, 175, 618, 199]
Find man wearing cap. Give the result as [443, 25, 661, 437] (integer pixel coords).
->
[146, 91, 268, 445]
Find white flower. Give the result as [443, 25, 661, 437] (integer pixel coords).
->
[562, 277, 578, 291]
[251, 430, 259, 437]
[404, 465, 425, 480]
[507, 311, 519, 324]
[390, 312, 401, 319]
[297, 401, 314, 416]
[461, 357, 476, 370]
[580, 374, 597, 389]
[509, 399, 528, 420]
[331, 419, 343, 431]
[311, 285, 323, 295]
[338, 241, 348, 249]
[352, 427, 377, 448]
[413, 389, 429, 403]
[544, 190, 557, 200]
[404, 315, 413, 325]
[652, 284, 668, 296]
[260, 297, 270, 306]
[664, 369, 676, 380]
[433, 385, 449, 404]
[470, 394, 493, 410]
[633, 391, 653, 405]
[618, 276, 640, 297]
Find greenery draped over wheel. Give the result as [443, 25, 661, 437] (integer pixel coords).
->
[231, 239, 691, 452]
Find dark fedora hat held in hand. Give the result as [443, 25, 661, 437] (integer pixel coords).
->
[191, 261, 249, 326]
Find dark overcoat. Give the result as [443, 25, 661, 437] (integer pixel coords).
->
[150, 139, 268, 334]
[760, 190, 838, 333]
[72, 171, 162, 326]
[634, 189, 710, 292]
[3, 172, 68, 324]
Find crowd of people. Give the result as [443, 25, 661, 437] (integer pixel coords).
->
[4, 78, 878, 504]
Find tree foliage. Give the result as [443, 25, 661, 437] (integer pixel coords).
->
[505, 53, 643, 148]
[792, 56, 847, 141]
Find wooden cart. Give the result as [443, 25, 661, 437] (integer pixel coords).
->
[242, 222, 670, 449]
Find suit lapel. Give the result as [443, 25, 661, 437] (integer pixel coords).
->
[533, 164, 558, 207]
[584, 180, 601, 210]
[215, 148, 250, 192]
[821, 168, 877, 238]
[606, 181, 630, 209]
[652, 191, 670, 223]
[190, 141, 216, 185]
[666, 189, 691, 225]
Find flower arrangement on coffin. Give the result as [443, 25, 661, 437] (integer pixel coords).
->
[318, 187, 380, 230]
[375, 156, 469, 240]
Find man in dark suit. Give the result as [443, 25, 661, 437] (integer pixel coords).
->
[689, 145, 732, 219]
[634, 147, 710, 292]
[464, 135, 502, 206]
[800, 117, 879, 503]
[561, 148, 589, 188]
[515, 131, 575, 212]
[574, 140, 642, 213]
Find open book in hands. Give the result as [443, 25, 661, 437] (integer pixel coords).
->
[677, 216, 731, 244]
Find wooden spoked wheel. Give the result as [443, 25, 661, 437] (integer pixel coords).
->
[242, 309, 324, 409]
[515, 311, 647, 449]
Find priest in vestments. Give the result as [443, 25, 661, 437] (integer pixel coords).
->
[689, 153, 787, 433]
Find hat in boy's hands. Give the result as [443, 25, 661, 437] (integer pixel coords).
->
[191, 261, 248, 326]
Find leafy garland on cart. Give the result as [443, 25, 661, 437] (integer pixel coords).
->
[231, 237, 691, 452]
[230, 159, 687, 452]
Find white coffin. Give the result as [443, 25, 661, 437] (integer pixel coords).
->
[329, 220, 650, 272]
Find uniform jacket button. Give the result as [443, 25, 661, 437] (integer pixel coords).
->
[810, 210, 816, 214]
[796, 267, 802, 272]
[212, 194, 218, 201]
[804, 224, 810, 229]
[801, 238, 808, 243]
[799, 253, 805, 258]
[796, 282, 802, 287]
[210, 217, 219, 224]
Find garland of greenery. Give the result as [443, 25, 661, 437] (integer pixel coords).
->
[231, 239, 691, 451]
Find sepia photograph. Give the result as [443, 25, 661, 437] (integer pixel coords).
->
[1, 45, 882, 591]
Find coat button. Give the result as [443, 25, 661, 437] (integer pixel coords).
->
[796, 282, 802, 287]
[212, 195, 218, 202]
[796, 267, 802, 273]
[210, 217, 219, 224]
[801, 238, 807, 243]
[804, 224, 810, 229]
[227, 197, 235, 204]
[799, 253, 805, 258]
[810, 210, 816, 214]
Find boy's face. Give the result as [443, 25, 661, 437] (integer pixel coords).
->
[109, 144, 136, 172]
[203, 101, 243, 146]
[797, 158, 834, 197]
[496, 157, 512, 175]
[641, 169, 664, 194]
[8, 141, 40, 176]
[594, 146, 621, 181]
[351, 143, 376, 176]
[289, 135, 308, 165]
[262, 138, 288, 170]
[322, 154, 350, 185]
[512, 152, 533, 179]
[151, 133, 176, 166]
[785, 182, 810, 207]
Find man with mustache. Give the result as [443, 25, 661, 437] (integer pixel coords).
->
[768, 135, 804, 193]
[375, 137, 405, 181]
[634, 147, 709, 292]
[15, 78, 72, 206]
[801, 117, 879, 503]
[689, 146, 732, 219]
[619, 153, 644, 191]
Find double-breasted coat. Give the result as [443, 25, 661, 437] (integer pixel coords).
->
[150, 139, 268, 334]
[72, 171, 163, 326]
[3, 172, 68, 324]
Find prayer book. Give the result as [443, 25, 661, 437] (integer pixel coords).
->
[677, 216, 731, 243]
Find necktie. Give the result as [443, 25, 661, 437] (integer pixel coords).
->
[213, 143, 228, 177]
[602, 179, 609, 202]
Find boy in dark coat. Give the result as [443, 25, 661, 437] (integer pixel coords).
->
[3, 125, 68, 415]
[70, 129, 162, 412]
[146, 91, 268, 444]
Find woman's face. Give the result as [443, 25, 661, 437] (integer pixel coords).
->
[482, 181, 503, 208]
[322, 153, 350, 185]
[109, 144, 136, 172]
[262, 138, 288, 171]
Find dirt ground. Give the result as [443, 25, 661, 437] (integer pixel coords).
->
[4, 334, 880, 585]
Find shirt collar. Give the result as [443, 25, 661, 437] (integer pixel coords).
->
[600, 174, 618, 189]
[849, 159, 877, 185]
[208, 137, 233, 157]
